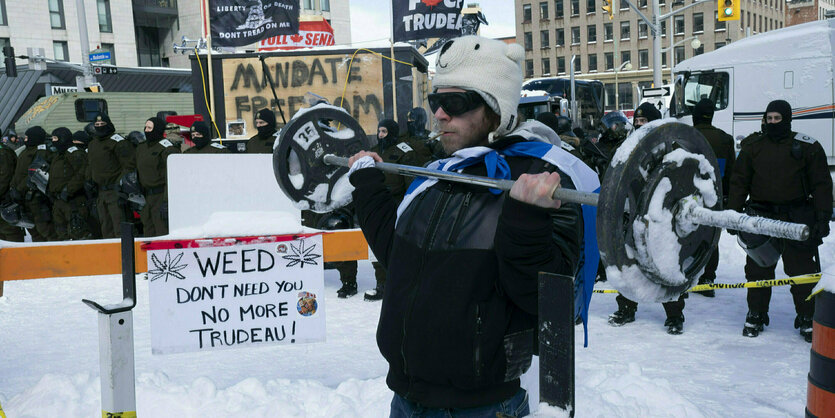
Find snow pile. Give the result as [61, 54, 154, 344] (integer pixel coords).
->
[166, 211, 305, 239]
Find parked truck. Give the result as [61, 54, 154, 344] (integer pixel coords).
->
[670, 19, 834, 161]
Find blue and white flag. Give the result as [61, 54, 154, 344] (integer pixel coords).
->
[397, 140, 600, 346]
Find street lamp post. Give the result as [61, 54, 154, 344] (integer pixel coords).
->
[663, 36, 702, 67]
[614, 61, 632, 111]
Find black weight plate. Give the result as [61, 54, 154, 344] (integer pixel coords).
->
[272, 106, 371, 213]
[597, 122, 721, 303]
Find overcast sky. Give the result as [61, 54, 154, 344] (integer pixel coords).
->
[348, 1, 517, 44]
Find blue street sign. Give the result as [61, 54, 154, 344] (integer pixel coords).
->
[89, 52, 111, 62]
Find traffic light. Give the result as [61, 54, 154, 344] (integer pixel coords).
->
[718, 0, 740, 21]
[3, 46, 16, 78]
[601, 0, 614, 20]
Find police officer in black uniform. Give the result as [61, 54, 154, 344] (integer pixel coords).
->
[87, 113, 136, 238]
[185, 122, 230, 154]
[12, 126, 55, 241]
[728, 99, 832, 342]
[246, 109, 277, 154]
[49, 127, 91, 240]
[692, 98, 736, 297]
[0, 135, 23, 241]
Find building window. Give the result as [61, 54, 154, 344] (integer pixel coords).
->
[524, 32, 533, 50]
[320, 0, 330, 12]
[618, 82, 633, 110]
[604, 23, 613, 41]
[49, 0, 65, 29]
[693, 12, 703, 33]
[97, 0, 112, 33]
[571, 0, 580, 15]
[661, 20, 667, 37]
[0, 0, 7, 25]
[101, 43, 115, 65]
[555, 0, 564, 18]
[303, 0, 314, 9]
[621, 50, 631, 66]
[557, 56, 566, 74]
[620, 21, 630, 40]
[605, 84, 616, 110]
[572, 26, 581, 44]
[695, 45, 704, 55]
[525, 59, 534, 78]
[540, 1, 549, 19]
[523, 4, 532, 22]
[715, 42, 725, 50]
[588, 24, 597, 42]
[639, 21, 648, 38]
[605, 52, 614, 70]
[674, 15, 685, 35]
[620, 0, 628, 9]
[53, 41, 69, 61]
[639, 0, 647, 7]
[717, 12, 726, 31]
[587, 0, 595, 13]
[639, 49, 648, 68]
[574, 56, 581, 73]
[541, 30, 550, 48]
[589, 53, 597, 72]
[662, 51, 667, 67]
[556, 28, 565, 46]
[674, 45, 685, 65]
[542, 57, 551, 75]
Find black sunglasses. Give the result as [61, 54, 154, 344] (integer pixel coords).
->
[428, 91, 485, 117]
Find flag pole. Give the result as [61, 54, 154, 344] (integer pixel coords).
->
[389, 3, 398, 121]
[202, 0, 218, 135]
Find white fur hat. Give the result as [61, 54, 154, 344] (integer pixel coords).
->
[432, 35, 525, 140]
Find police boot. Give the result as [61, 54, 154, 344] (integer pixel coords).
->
[336, 280, 357, 298]
[696, 277, 715, 297]
[742, 311, 770, 337]
[795, 314, 813, 343]
[608, 306, 636, 326]
[364, 283, 384, 301]
[664, 315, 685, 335]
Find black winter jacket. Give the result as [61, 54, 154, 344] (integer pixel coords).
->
[350, 141, 583, 408]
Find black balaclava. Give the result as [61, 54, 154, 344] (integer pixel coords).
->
[72, 130, 90, 150]
[190, 121, 211, 148]
[24, 126, 47, 147]
[407, 107, 428, 137]
[764, 99, 793, 139]
[94, 113, 116, 138]
[256, 109, 277, 138]
[145, 117, 166, 142]
[535, 112, 560, 134]
[51, 127, 73, 153]
[377, 119, 399, 151]
[692, 98, 715, 125]
[633, 102, 662, 127]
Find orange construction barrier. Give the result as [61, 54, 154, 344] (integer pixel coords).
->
[807, 290, 835, 418]
[0, 230, 368, 284]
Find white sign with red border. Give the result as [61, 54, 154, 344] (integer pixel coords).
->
[259, 19, 335, 51]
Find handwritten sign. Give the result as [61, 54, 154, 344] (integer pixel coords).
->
[147, 234, 325, 354]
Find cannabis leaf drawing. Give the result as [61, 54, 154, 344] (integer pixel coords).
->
[148, 250, 188, 282]
[282, 240, 321, 268]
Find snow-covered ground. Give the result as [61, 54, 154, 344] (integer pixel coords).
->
[1, 230, 832, 417]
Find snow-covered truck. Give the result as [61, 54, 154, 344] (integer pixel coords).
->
[670, 19, 834, 158]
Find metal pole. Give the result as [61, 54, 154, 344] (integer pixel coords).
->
[570, 55, 578, 128]
[652, 0, 663, 86]
[74, 0, 97, 90]
[202, 0, 217, 134]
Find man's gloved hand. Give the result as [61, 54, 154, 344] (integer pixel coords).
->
[813, 211, 831, 242]
[726, 228, 738, 236]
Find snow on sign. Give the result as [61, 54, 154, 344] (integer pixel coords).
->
[145, 234, 325, 355]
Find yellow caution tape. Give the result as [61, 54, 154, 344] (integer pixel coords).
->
[594, 273, 822, 296]
[102, 411, 137, 418]
[0, 399, 6, 418]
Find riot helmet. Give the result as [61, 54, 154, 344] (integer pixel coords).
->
[315, 208, 354, 231]
[127, 131, 146, 146]
[0, 202, 34, 228]
[737, 231, 784, 268]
